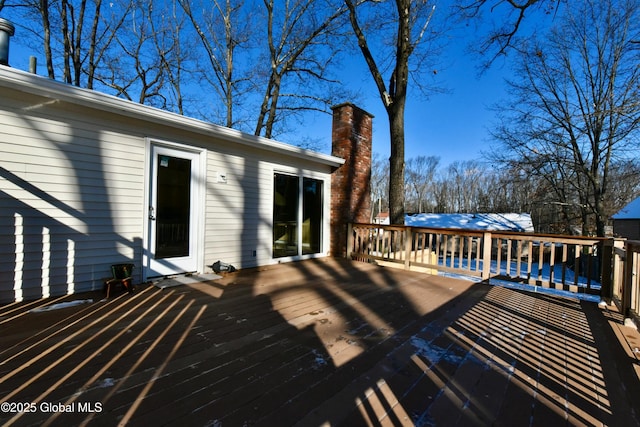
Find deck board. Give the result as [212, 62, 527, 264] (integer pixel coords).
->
[1, 257, 639, 426]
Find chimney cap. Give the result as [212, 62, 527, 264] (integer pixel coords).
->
[331, 102, 374, 119]
[0, 18, 15, 36]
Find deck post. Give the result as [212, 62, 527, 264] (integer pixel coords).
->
[611, 239, 626, 304]
[347, 223, 354, 259]
[600, 239, 614, 302]
[622, 241, 634, 318]
[404, 226, 412, 270]
[482, 231, 492, 280]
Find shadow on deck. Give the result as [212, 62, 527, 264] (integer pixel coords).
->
[1, 258, 639, 426]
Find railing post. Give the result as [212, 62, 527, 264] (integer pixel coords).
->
[347, 223, 354, 260]
[612, 238, 625, 303]
[482, 231, 492, 280]
[622, 241, 634, 318]
[600, 239, 613, 303]
[404, 226, 412, 270]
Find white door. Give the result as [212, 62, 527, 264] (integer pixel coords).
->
[147, 144, 202, 277]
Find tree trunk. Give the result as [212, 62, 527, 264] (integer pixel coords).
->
[388, 102, 405, 225]
[386, 0, 411, 225]
[60, 0, 72, 84]
[72, 0, 88, 86]
[594, 186, 607, 237]
[255, 76, 276, 137]
[40, 0, 55, 79]
[87, 0, 106, 89]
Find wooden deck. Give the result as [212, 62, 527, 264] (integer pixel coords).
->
[1, 258, 639, 426]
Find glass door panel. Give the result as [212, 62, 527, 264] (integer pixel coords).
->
[147, 144, 201, 278]
[273, 174, 299, 258]
[302, 177, 322, 255]
[156, 155, 191, 258]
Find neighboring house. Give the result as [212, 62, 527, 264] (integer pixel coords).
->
[612, 197, 640, 240]
[385, 213, 534, 232]
[0, 64, 373, 303]
[405, 213, 534, 256]
[369, 213, 534, 257]
[374, 212, 389, 224]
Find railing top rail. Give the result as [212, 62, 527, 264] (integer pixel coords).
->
[351, 222, 608, 244]
[353, 223, 407, 232]
[625, 240, 640, 251]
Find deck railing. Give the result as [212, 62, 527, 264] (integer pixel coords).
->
[610, 239, 640, 325]
[347, 223, 640, 323]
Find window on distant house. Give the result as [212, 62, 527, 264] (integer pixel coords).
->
[273, 173, 323, 258]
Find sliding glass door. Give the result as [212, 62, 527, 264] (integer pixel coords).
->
[273, 173, 323, 258]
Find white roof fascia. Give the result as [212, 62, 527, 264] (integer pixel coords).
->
[0, 67, 345, 168]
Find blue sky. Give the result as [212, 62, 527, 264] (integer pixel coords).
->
[4, 3, 513, 169]
[304, 22, 512, 168]
[356, 58, 507, 168]
[312, 2, 557, 169]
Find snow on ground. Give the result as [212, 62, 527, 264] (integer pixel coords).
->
[375, 213, 602, 301]
[405, 213, 534, 232]
[29, 299, 94, 313]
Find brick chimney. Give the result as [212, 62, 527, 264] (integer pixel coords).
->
[330, 103, 373, 257]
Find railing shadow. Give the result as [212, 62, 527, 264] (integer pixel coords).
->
[0, 258, 638, 426]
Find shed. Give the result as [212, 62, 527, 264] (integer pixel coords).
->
[612, 197, 640, 240]
[0, 66, 372, 303]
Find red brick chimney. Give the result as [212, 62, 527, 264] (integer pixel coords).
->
[330, 103, 373, 257]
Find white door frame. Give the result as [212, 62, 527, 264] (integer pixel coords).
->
[143, 140, 205, 279]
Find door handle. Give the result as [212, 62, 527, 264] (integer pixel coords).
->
[149, 206, 156, 221]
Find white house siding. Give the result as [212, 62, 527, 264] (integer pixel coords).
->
[196, 133, 334, 271]
[0, 68, 341, 303]
[204, 149, 268, 269]
[0, 87, 146, 303]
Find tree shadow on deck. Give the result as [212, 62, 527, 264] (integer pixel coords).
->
[1, 258, 639, 426]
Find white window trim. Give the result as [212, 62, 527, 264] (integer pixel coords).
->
[272, 169, 330, 261]
[142, 138, 207, 280]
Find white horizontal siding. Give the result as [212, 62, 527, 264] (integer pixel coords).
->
[202, 149, 267, 268]
[1, 75, 338, 303]
[0, 92, 145, 303]
[201, 147, 333, 270]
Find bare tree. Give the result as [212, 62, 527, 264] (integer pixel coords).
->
[178, 0, 350, 137]
[59, 0, 109, 86]
[607, 159, 640, 212]
[414, 159, 541, 216]
[254, 0, 347, 139]
[147, 0, 197, 116]
[39, 0, 55, 78]
[95, 2, 171, 107]
[490, 0, 640, 236]
[179, 0, 252, 127]
[405, 155, 439, 213]
[345, 0, 441, 224]
[96, 2, 187, 112]
[457, 0, 563, 67]
[5, 0, 125, 87]
[481, 163, 537, 213]
[370, 152, 389, 220]
[0, 1, 55, 77]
